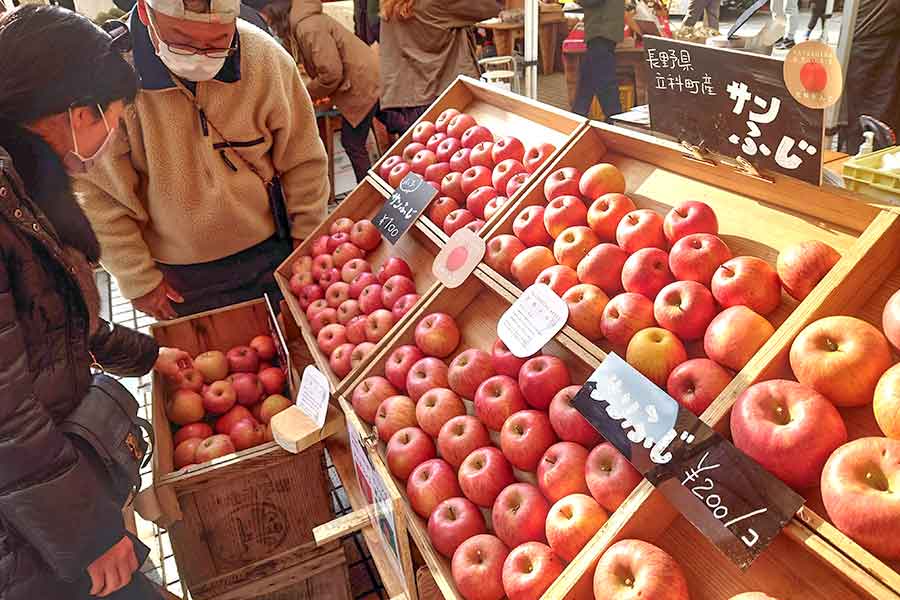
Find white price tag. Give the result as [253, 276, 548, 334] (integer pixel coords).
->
[296, 365, 330, 429]
[497, 283, 569, 358]
[432, 228, 486, 289]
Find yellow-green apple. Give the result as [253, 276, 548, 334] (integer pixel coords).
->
[425, 161, 452, 185]
[291, 255, 313, 276]
[451, 534, 510, 600]
[587, 193, 636, 242]
[462, 166, 492, 197]
[173, 437, 202, 469]
[450, 148, 472, 173]
[402, 142, 425, 163]
[712, 256, 781, 316]
[519, 355, 572, 410]
[195, 350, 229, 383]
[407, 357, 451, 401]
[554, 226, 601, 270]
[666, 358, 732, 415]
[350, 342, 375, 370]
[258, 367, 286, 396]
[732, 379, 847, 488]
[381, 275, 416, 309]
[349, 272, 378, 299]
[438, 415, 492, 468]
[663, 200, 718, 244]
[392, 293, 420, 320]
[563, 283, 609, 340]
[167, 389, 205, 425]
[776, 240, 840, 300]
[228, 372, 263, 406]
[228, 347, 259, 375]
[350, 218, 380, 251]
[365, 309, 395, 343]
[461, 125, 493, 149]
[729, 594, 781, 600]
[444, 208, 477, 236]
[546, 494, 609, 561]
[417, 388, 466, 437]
[704, 306, 774, 372]
[407, 458, 463, 518]
[466, 186, 498, 220]
[492, 159, 526, 195]
[511, 246, 557, 287]
[329, 342, 355, 378]
[668, 232, 732, 287]
[653, 280, 716, 341]
[790, 315, 892, 407]
[884, 288, 900, 351]
[549, 385, 601, 447]
[524, 143, 556, 173]
[621, 248, 675, 300]
[536, 264, 579, 296]
[626, 327, 687, 387]
[377, 256, 413, 283]
[428, 497, 488, 558]
[616, 209, 667, 253]
[484, 195, 509, 221]
[500, 410, 559, 471]
[259, 394, 291, 424]
[426, 132, 447, 153]
[475, 375, 528, 431]
[341, 258, 370, 284]
[485, 234, 526, 278]
[298, 283, 324, 311]
[470, 141, 495, 169]
[493, 136, 526, 163]
[386, 426, 436, 480]
[442, 171, 466, 202]
[502, 542, 563, 600]
[492, 483, 551, 547]
[379, 155, 403, 181]
[586, 443, 642, 512]
[544, 167, 582, 201]
[230, 418, 266, 451]
[173, 422, 213, 447]
[415, 312, 461, 358]
[579, 163, 626, 200]
[429, 196, 460, 228]
[352, 376, 398, 424]
[544, 195, 588, 238]
[358, 283, 384, 314]
[289, 271, 314, 296]
[345, 315, 368, 344]
[513, 205, 553, 247]
[325, 282, 351, 309]
[388, 162, 412, 188]
[177, 368, 205, 393]
[537, 442, 590, 503]
[822, 437, 900, 558]
[436, 137, 462, 162]
[385, 344, 424, 391]
[505, 173, 529, 197]
[412, 120, 436, 144]
[337, 299, 361, 325]
[492, 339, 528, 379]
[375, 395, 417, 442]
[436, 108, 461, 133]
[459, 446, 517, 507]
[875, 364, 900, 438]
[195, 434, 236, 463]
[449, 349, 496, 399]
[601, 293, 657, 348]
[577, 243, 628, 296]
[214, 404, 254, 434]
[593, 539, 689, 600]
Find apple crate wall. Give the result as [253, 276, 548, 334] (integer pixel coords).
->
[146, 299, 349, 600]
[368, 76, 585, 242]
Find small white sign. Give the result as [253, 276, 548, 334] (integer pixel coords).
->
[497, 283, 569, 358]
[296, 365, 330, 429]
[432, 228, 486, 289]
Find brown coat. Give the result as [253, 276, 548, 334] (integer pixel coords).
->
[289, 0, 381, 127]
[379, 0, 499, 109]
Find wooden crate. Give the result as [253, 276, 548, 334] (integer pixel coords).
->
[274, 178, 444, 395]
[148, 299, 347, 600]
[369, 76, 586, 241]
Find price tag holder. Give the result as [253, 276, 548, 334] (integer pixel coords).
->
[432, 228, 486, 288]
[573, 353, 804, 569]
[264, 293, 294, 395]
[497, 283, 569, 358]
[374, 173, 438, 244]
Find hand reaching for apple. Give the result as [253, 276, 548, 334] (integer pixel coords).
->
[155, 347, 193, 384]
[133, 279, 183, 321]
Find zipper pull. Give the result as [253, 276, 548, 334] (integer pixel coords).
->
[198, 109, 209, 137]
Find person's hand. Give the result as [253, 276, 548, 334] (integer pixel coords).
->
[155, 347, 192, 383]
[133, 280, 183, 321]
[87, 536, 139, 597]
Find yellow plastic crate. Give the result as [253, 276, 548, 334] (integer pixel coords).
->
[590, 83, 635, 121]
[842, 145, 900, 203]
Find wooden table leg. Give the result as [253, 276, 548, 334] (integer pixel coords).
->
[494, 30, 514, 57]
[317, 114, 337, 203]
[539, 23, 556, 74]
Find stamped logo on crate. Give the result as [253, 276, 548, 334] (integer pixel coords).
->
[373, 173, 438, 244]
[573, 353, 805, 569]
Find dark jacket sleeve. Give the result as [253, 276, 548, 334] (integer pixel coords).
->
[89, 320, 159, 378]
[0, 255, 125, 581]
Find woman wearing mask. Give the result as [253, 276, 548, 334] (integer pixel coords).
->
[0, 6, 189, 599]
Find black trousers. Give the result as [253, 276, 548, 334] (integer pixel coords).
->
[807, 0, 828, 30]
[342, 106, 377, 183]
[572, 37, 623, 120]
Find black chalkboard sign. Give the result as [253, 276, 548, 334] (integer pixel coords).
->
[573, 353, 805, 569]
[373, 173, 438, 245]
[644, 37, 825, 185]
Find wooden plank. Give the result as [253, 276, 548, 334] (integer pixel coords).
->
[313, 510, 370, 546]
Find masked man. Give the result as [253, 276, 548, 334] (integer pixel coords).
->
[76, 0, 329, 319]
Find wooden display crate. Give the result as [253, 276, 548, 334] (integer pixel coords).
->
[146, 299, 347, 600]
[275, 178, 443, 395]
[370, 76, 586, 241]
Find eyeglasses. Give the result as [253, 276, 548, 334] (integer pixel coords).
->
[147, 11, 236, 58]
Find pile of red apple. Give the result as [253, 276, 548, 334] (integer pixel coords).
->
[350, 310, 645, 600]
[165, 335, 291, 470]
[377, 108, 557, 238]
[729, 288, 900, 561]
[485, 161, 843, 416]
[289, 217, 422, 379]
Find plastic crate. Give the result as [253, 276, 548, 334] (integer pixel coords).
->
[591, 83, 635, 121]
[842, 146, 900, 203]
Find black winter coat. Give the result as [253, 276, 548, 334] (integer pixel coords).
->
[0, 124, 159, 599]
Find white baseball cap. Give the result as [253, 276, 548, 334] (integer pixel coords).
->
[145, 0, 239, 23]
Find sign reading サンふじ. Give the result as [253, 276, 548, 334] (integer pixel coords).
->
[644, 37, 825, 185]
[573, 353, 805, 569]
[373, 173, 439, 244]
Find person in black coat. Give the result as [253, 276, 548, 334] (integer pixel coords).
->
[0, 6, 190, 599]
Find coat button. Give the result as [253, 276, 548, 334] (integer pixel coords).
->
[32, 223, 39, 232]
[0, 187, 7, 198]
[13, 209, 22, 218]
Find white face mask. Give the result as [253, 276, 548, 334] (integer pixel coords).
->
[63, 105, 113, 175]
[148, 16, 227, 82]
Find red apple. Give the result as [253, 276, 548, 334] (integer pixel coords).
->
[464, 219, 484, 234]
[326, 281, 351, 309]
[436, 108, 461, 133]
[593, 540, 690, 600]
[329, 342, 355, 378]
[537, 442, 590, 503]
[177, 369, 205, 393]
[505, 173, 529, 197]
[653, 280, 716, 341]
[318, 268, 341, 289]
[883, 288, 900, 352]
[415, 312, 460, 358]
[461, 125, 493, 149]
[388, 162, 412, 188]
[291, 255, 313, 276]
[544, 195, 587, 239]
[438, 415, 492, 468]
[601, 292, 656, 348]
[523, 143, 556, 173]
[668, 233, 732, 287]
[466, 186, 498, 220]
[407, 458, 463, 518]
[365, 309, 395, 342]
[306, 298, 329, 321]
[451, 535, 509, 600]
[229, 418, 266, 451]
[346, 315, 368, 344]
[358, 283, 384, 314]
[626, 327, 687, 387]
[328, 232, 351, 252]
[513, 205, 552, 247]
[385, 344, 425, 391]
[586, 443, 643, 512]
[450, 148, 472, 173]
[666, 358, 732, 416]
[447, 349, 495, 399]
[203, 380, 237, 415]
[470, 141, 495, 169]
[518, 355, 571, 410]
[249, 335, 277, 362]
[411, 149, 438, 175]
[173, 438, 202, 469]
[491, 338, 528, 379]
[412, 120, 436, 144]
[712, 256, 782, 316]
[227, 345, 259, 373]
[492, 136, 526, 163]
[350, 342, 375, 370]
[375, 395, 417, 442]
[500, 410, 558, 471]
[461, 166, 493, 198]
[554, 226, 600, 271]
[341, 258, 370, 284]
[511, 246, 556, 287]
[425, 161, 452, 185]
[492, 159, 526, 194]
[663, 200, 718, 243]
[704, 306, 775, 372]
[492, 483, 551, 547]
[309, 307, 337, 335]
[381, 275, 417, 309]
[474, 375, 527, 431]
[579, 163, 626, 200]
[215, 405, 254, 434]
[290, 271, 314, 296]
[459, 446, 516, 507]
[392, 293, 420, 320]
[428, 497, 487, 558]
[311, 254, 334, 281]
[387, 426, 437, 480]
[173, 422, 213, 447]
[437, 137, 462, 162]
[228, 372, 264, 406]
[333, 242, 364, 268]
[402, 142, 426, 163]
[429, 196, 461, 227]
[195, 434, 236, 463]
[545, 493, 608, 561]
[426, 132, 448, 154]
[337, 299, 361, 325]
[484, 234, 526, 278]
[352, 376, 398, 424]
[564, 284, 610, 342]
[417, 387, 466, 437]
[444, 209, 477, 236]
[776, 240, 841, 301]
[259, 367, 286, 396]
[577, 243, 628, 297]
[407, 357, 450, 402]
[317, 323, 347, 355]
[544, 167, 582, 201]
[377, 256, 414, 283]
[621, 248, 674, 300]
[350, 219, 380, 251]
[298, 284, 324, 311]
[349, 272, 379, 299]
[616, 209, 667, 253]
[330, 218, 353, 236]
[502, 543, 563, 600]
[549, 385, 601, 447]
[379, 155, 403, 181]
[536, 264, 579, 296]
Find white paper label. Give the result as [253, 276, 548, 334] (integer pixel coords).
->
[497, 283, 569, 358]
[296, 365, 330, 429]
[432, 228, 486, 289]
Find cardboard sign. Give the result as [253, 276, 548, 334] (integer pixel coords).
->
[432, 228, 486, 288]
[295, 365, 329, 428]
[264, 293, 294, 394]
[644, 37, 825, 185]
[573, 353, 805, 569]
[497, 284, 569, 358]
[373, 173, 438, 244]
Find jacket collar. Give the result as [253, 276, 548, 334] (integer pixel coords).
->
[130, 9, 242, 91]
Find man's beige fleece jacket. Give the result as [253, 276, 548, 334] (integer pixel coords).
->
[74, 20, 329, 300]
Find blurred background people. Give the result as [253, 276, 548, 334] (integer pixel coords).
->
[572, 0, 624, 119]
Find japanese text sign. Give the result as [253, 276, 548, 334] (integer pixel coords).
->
[573, 353, 805, 568]
[645, 37, 825, 185]
[374, 173, 439, 244]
